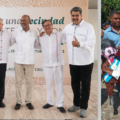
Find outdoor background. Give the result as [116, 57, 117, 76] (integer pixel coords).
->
[101, 0, 120, 119]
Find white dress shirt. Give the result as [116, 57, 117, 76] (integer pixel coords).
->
[11, 27, 39, 64]
[0, 30, 12, 63]
[62, 19, 96, 65]
[39, 31, 66, 67]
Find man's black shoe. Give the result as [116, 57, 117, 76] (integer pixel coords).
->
[57, 107, 66, 113]
[114, 109, 118, 115]
[14, 103, 21, 110]
[0, 101, 5, 108]
[43, 103, 53, 109]
[26, 103, 34, 110]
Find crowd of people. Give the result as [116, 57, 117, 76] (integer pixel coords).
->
[101, 10, 120, 115]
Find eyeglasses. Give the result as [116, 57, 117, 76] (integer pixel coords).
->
[43, 24, 52, 28]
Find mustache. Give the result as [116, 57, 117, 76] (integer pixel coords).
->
[73, 19, 78, 21]
[109, 54, 115, 58]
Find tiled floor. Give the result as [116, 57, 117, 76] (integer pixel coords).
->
[1, 60, 98, 119]
[0, 80, 98, 119]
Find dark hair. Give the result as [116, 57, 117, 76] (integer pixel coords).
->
[70, 7, 82, 15]
[42, 20, 52, 27]
[101, 39, 115, 53]
[101, 39, 116, 61]
[110, 10, 120, 17]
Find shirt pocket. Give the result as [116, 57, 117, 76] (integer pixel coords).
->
[76, 33, 86, 42]
[66, 33, 73, 40]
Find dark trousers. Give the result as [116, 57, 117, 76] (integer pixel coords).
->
[0, 64, 7, 101]
[69, 63, 93, 110]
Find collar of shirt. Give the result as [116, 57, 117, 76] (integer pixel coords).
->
[19, 27, 32, 32]
[107, 25, 120, 34]
[71, 19, 84, 26]
[44, 31, 56, 36]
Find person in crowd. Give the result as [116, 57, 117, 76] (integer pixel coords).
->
[103, 10, 120, 98]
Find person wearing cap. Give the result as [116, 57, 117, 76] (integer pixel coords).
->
[102, 23, 106, 30]
[103, 10, 120, 98]
[105, 21, 111, 29]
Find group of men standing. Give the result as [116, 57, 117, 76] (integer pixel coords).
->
[0, 7, 96, 118]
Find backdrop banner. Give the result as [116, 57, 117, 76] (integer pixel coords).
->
[0, 0, 88, 85]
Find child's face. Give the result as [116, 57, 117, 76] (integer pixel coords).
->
[103, 46, 117, 60]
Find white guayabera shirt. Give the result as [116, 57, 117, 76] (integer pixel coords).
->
[11, 27, 39, 64]
[62, 19, 96, 65]
[39, 31, 66, 67]
[0, 30, 12, 63]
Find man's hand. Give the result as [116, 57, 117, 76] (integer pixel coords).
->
[39, 31, 45, 37]
[72, 36, 79, 47]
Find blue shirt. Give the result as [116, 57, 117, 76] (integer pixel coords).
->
[103, 26, 120, 60]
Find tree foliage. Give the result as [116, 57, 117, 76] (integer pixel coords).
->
[101, 0, 120, 24]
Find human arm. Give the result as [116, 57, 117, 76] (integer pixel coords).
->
[34, 31, 41, 49]
[102, 60, 120, 80]
[10, 30, 16, 46]
[60, 28, 67, 44]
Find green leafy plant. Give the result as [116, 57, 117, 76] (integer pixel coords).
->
[101, 0, 120, 24]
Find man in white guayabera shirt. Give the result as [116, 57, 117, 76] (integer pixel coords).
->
[0, 18, 12, 108]
[11, 15, 39, 110]
[39, 20, 66, 113]
[62, 7, 96, 118]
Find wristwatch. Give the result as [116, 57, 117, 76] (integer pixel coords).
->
[77, 43, 80, 48]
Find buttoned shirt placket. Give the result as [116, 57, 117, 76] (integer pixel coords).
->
[55, 32, 59, 62]
[72, 26, 77, 64]
[48, 35, 52, 66]
[0, 31, 3, 61]
[25, 31, 27, 64]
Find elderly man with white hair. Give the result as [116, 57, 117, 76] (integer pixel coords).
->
[0, 18, 12, 108]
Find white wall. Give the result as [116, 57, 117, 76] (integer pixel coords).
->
[88, 9, 98, 60]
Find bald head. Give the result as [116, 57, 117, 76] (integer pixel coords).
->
[21, 15, 30, 21]
[20, 15, 31, 31]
